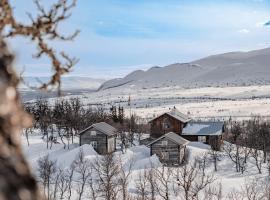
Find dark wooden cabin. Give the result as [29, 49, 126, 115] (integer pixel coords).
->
[147, 108, 224, 150]
[182, 121, 225, 150]
[79, 122, 117, 154]
[149, 108, 190, 138]
[148, 132, 189, 165]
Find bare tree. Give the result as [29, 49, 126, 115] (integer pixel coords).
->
[73, 149, 91, 200]
[0, 0, 78, 198]
[56, 169, 69, 200]
[224, 143, 246, 173]
[66, 164, 75, 200]
[209, 148, 221, 172]
[226, 178, 270, 200]
[118, 157, 134, 200]
[37, 155, 57, 199]
[251, 148, 264, 174]
[203, 183, 223, 200]
[226, 190, 244, 200]
[175, 160, 215, 200]
[93, 153, 120, 200]
[266, 156, 270, 178]
[146, 167, 157, 200]
[135, 169, 149, 200]
[51, 168, 61, 200]
[154, 165, 173, 200]
[87, 166, 99, 200]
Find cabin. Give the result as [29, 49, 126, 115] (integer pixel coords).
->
[79, 122, 117, 154]
[148, 132, 189, 166]
[149, 107, 191, 138]
[147, 108, 225, 150]
[182, 121, 225, 150]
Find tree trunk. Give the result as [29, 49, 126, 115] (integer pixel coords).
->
[0, 38, 43, 199]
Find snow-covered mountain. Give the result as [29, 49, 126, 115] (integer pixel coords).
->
[99, 48, 270, 90]
[20, 76, 106, 91]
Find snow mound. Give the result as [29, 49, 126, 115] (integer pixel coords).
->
[56, 144, 98, 168]
[187, 142, 211, 161]
[118, 145, 161, 170]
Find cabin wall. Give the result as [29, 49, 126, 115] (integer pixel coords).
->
[107, 136, 116, 153]
[209, 135, 222, 151]
[150, 114, 184, 138]
[150, 137, 185, 165]
[80, 127, 109, 154]
[181, 135, 222, 150]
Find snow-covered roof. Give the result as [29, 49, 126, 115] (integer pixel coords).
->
[148, 132, 189, 146]
[182, 121, 224, 136]
[149, 108, 190, 123]
[80, 122, 117, 136]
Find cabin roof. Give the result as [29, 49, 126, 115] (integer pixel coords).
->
[79, 122, 117, 136]
[148, 132, 189, 146]
[149, 108, 190, 123]
[182, 121, 224, 136]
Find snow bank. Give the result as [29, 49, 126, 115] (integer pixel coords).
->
[56, 144, 98, 168]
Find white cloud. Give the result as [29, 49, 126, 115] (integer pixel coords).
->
[238, 29, 250, 34]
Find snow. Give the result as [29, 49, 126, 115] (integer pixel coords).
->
[19, 76, 106, 91]
[22, 134, 270, 199]
[99, 47, 270, 91]
[54, 144, 98, 168]
[183, 124, 210, 134]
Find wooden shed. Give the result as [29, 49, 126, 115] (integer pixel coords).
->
[79, 122, 117, 154]
[149, 107, 190, 138]
[182, 121, 224, 150]
[148, 132, 189, 166]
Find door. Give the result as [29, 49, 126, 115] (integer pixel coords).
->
[90, 141, 97, 150]
[107, 137, 115, 153]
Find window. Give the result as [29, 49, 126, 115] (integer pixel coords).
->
[161, 140, 168, 146]
[90, 131, 96, 136]
[90, 141, 97, 149]
[164, 123, 170, 129]
[161, 151, 169, 160]
[162, 117, 170, 129]
[198, 136, 206, 143]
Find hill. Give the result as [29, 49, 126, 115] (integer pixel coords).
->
[99, 48, 270, 90]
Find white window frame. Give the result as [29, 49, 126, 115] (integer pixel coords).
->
[198, 136, 206, 143]
[161, 151, 169, 160]
[90, 141, 97, 149]
[90, 130, 96, 136]
[161, 140, 168, 146]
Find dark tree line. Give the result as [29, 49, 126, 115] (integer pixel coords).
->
[224, 117, 270, 174]
[24, 98, 148, 149]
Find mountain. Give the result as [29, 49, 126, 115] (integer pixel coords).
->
[99, 47, 270, 90]
[20, 76, 106, 91]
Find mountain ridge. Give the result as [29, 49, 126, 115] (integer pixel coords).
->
[98, 47, 270, 91]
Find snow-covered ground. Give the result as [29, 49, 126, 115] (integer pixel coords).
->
[22, 134, 270, 199]
[44, 85, 270, 121]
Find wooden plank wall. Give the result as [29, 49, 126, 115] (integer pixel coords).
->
[150, 114, 184, 138]
[150, 137, 185, 165]
[80, 127, 108, 154]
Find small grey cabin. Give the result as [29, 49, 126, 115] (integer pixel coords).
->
[148, 132, 189, 166]
[79, 122, 117, 154]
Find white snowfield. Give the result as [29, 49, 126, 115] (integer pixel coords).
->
[22, 135, 270, 199]
[53, 84, 270, 121]
[19, 76, 106, 91]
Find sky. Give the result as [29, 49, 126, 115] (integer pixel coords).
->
[8, 0, 270, 79]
